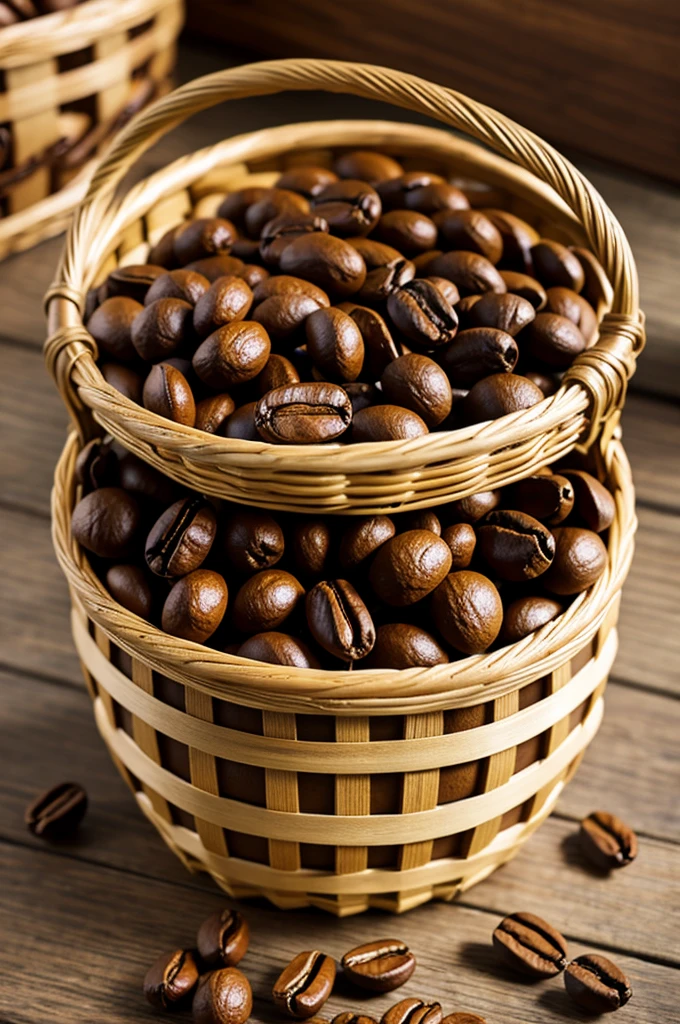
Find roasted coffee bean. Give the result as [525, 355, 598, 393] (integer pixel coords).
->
[193, 276, 254, 337]
[145, 497, 217, 577]
[477, 509, 555, 581]
[579, 811, 638, 870]
[438, 328, 518, 387]
[434, 209, 503, 263]
[147, 225, 179, 268]
[257, 353, 301, 394]
[378, 171, 446, 211]
[387, 279, 458, 349]
[345, 381, 378, 414]
[277, 165, 339, 198]
[245, 188, 310, 238]
[240, 263, 270, 288]
[466, 291, 535, 336]
[365, 623, 448, 669]
[305, 306, 365, 382]
[193, 967, 253, 1024]
[426, 275, 460, 307]
[222, 510, 285, 574]
[185, 254, 246, 282]
[339, 515, 395, 570]
[483, 209, 539, 274]
[252, 292, 323, 339]
[106, 564, 153, 619]
[350, 306, 401, 378]
[101, 362, 144, 404]
[571, 246, 610, 311]
[143, 949, 199, 1010]
[236, 632, 320, 668]
[404, 182, 470, 216]
[273, 950, 336, 1018]
[352, 405, 429, 442]
[347, 236, 408, 272]
[510, 473, 574, 525]
[499, 270, 547, 309]
[107, 263, 166, 303]
[252, 274, 330, 308]
[542, 526, 607, 595]
[260, 211, 329, 266]
[410, 249, 442, 274]
[306, 579, 375, 660]
[442, 522, 476, 569]
[25, 782, 88, 840]
[234, 238, 272, 263]
[462, 373, 544, 424]
[446, 490, 500, 524]
[143, 362, 196, 426]
[375, 209, 438, 255]
[292, 520, 332, 577]
[564, 954, 632, 1014]
[531, 238, 585, 292]
[72, 487, 141, 558]
[193, 322, 271, 389]
[280, 233, 367, 298]
[381, 354, 452, 426]
[501, 595, 563, 643]
[75, 437, 118, 491]
[196, 394, 236, 435]
[117, 450, 180, 506]
[162, 569, 228, 642]
[492, 911, 568, 978]
[381, 999, 442, 1024]
[431, 571, 502, 653]
[173, 217, 236, 265]
[523, 369, 559, 396]
[145, 268, 211, 307]
[197, 909, 250, 968]
[131, 297, 194, 362]
[341, 939, 416, 992]
[218, 187, 271, 227]
[521, 312, 586, 368]
[561, 469, 616, 532]
[0, 3, 20, 24]
[312, 179, 382, 236]
[440, 1014, 488, 1024]
[87, 296, 143, 361]
[427, 251, 506, 296]
[232, 569, 305, 633]
[404, 509, 441, 534]
[370, 530, 452, 605]
[333, 1015, 378, 1024]
[455, 294, 482, 319]
[350, 241, 415, 302]
[223, 401, 260, 441]
[335, 150, 404, 184]
[255, 382, 352, 444]
[545, 286, 598, 346]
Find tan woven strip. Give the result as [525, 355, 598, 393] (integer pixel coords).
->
[92, 625, 134, 791]
[95, 33, 132, 143]
[335, 717, 371, 903]
[185, 688, 228, 858]
[130, 658, 173, 826]
[464, 690, 520, 858]
[262, 712, 300, 871]
[5, 60, 61, 215]
[399, 712, 444, 883]
[525, 662, 575, 820]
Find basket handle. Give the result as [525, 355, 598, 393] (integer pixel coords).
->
[46, 58, 645, 443]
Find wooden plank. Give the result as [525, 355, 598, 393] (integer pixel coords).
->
[1, 839, 677, 1024]
[622, 394, 680, 513]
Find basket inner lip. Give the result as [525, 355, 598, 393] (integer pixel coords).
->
[66, 118, 595, 464]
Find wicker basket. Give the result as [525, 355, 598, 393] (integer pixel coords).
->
[52, 428, 635, 914]
[45, 59, 645, 514]
[0, 0, 183, 260]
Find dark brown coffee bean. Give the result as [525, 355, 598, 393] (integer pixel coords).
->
[222, 510, 285, 574]
[100, 362, 144, 404]
[378, 171, 446, 211]
[306, 579, 375, 660]
[193, 275, 253, 338]
[352, 405, 428, 442]
[145, 269, 210, 307]
[381, 999, 442, 1024]
[381, 354, 452, 427]
[404, 509, 441, 534]
[579, 811, 638, 870]
[162, 569, 227, 643]
[107, 263, 166, 303]
[257, 353, 301, 395]
[493, 911, 568, 978]
[531, 238, 585, 292]
[280, 233, 367, 298]
[404, 182, 470, 216]
[277, 165, 339, 197]
[106, 564, 153, 619]
[438, 327, 518, 388]
[195, 394, 236, 435]
[521, 311, 586, 368]
[499, 270, 547, 309]
[427, 251, 506, 296]
[147, 225, 179, 268]
[341, 939, 416, 993]
[484, 209, 539, 274]
[312, 179, 381, 236]
[462, 373, 544, 424]
[434, 209, 503, 263]
[477, 509, 555, 581]
[334, 150, 403, 184]
[145, 497, 217, 578]
[233, 569, 304, 632]
[501, 595, 563, 643]
[196, 910, 249, 968]
[431, 571, 502, 653]
[253, 292, 325, 340]
[440, 1015, 488, 1024]
[564, 954, 632, 1014]
[131, 298, 194, 362]
[349, 238, 415, 303]
[259, 211, 328, 266]
[143, 362, 196, 426]
[442, 522, 476, 569]
[305, 306, 365, 382]
[87, 296, 142, 361]
[561, 470, 616, 532]
[375, 209, 438, 255]
[173, 217, 236, 265]
[410, 249, 442, 274]
[193, 967, 253, 1024]
[345, 381, 378, 414]
[446, 490, 500, 524]
[255, 382, 352, 443]
[387, 279, 458, 349]
[223, 401, 260, 440]
[252, 274, 330, 308]
[545, 286, 598, 345]
[143, 949, 199, 1010]
[217, 187, 271, 227]
[543, 526, 608, 595]
[193, 322, 271, 389]
[75, 437, 118, 491]
[185, 254, 246, 282]
[339, 516, 395, 570]
[245, 189, 310, 238]
[237, 631, 320, 667]
[273, 950, 336, 1018]
[510, 473, 574, 525]
[370, 530, 452, 606]
[240, 263, 270, 287]
[365, 623, 448, 669]
[116, 450, 179, 507]
[350, 306, 401, 378]
[425, 275, 461, 307]
[72, 487, 141, 559]
[292, 520, 332, 577]
[0, 3, 20, 24]
[467, 291, 535, 336]
[523, 370, 559, 396]
[25, 782, 87, 840]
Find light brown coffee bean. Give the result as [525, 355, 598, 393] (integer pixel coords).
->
[446, 490, 500, 524]
[564, 954, 632, 1014]
[370, 530, 452, 605]
[195, 394, 236, 435]
[196, 909, 250, 968]
[442, 522, 476, 569]
[365, 623, 448, 669]
[542, 526, 608, 594]
[431, 571, 502, 653]
[339, 516, 396, 570]
[193, 275, 253, 338]
[273, 950, 336, 1018]
[341, 939, 416, 993]
[493, 911, 568, 978]
[280, 233, 367, 298]
[256, 382, 352, 443]
[192, 967, 252, 1024]
[499, 270, 547, 309]
[252, 292, 324, 340]
[440, 1015, 488, 1024]
[257, 353, 301, 395]
[579, 811, 638, 870]
[145, 269, 211, 307]
[193, 322, 271, 389]
[381, 1000, 442, 1024]
[531, 238, 585, 291]
[143, 363, 196, 426]
[292, 520, 332, 577]
[232, 569, 305, 633]
[143, 949, 199, 1010]
[381, 354, 452, 426]
[425, 275, 461, 307]
[305, 306, 365, 382]
[561, 469, 616, 532]
[162, 569, 228, 642]
[427, 251, 506, 296]
[501, 595, 564, 643]
[352, 405, 429, 442]
[237, 632, 320, 668]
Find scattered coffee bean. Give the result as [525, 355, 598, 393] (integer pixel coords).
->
[333, 1015, 378, 1024]
[341, 939, 416, 992]
[579, 811, 638, 870]
[273, 950, 336, 1018]
[196, 909, 250, 968]
[492, 911, 568, 978]
[381, 997, 442, 1024]
[193, 967, 253, 1024]
[25, 782, 88, 840]
[143, 949, 199, 1010]
[440, 1015, 487, 1024]
[564, 954, 632, 1014]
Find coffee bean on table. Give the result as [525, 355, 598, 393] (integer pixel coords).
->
[142, 949, 198, 1010]
[442, 522, 476, 569]
[562, 469, 616, 532]
[193, 275, 254, 337]
[381, 998, 442, 1024]
[510, 473, 574, 525]
[434, 209, 503, 263]
[173, 217, 237, 265]
[25, 782, 88, 840]
[87, 296, 143, 362]
[143, 362, 196, 426]
[145, 497, 217, 577]
[305, 306, 365, 382]
[387, 279, 458, 349]
[542, 526, 608, 594]
[427, 250, 506, 295]
[440, 1015, 488, 1024]
[334, 1015, 378, 1024]
[564, 954, 632, 1014]
[381, 354, 453, 427]
[431, 571, 502, 654]
[255, 382, 352, 443]
[579, 811, 638, 870]
[531, 238, 585, 292]
[312, 179, 382, 236]
[236, 632, 320, 668]
[145, 268, 211, 306]
[501, 595, 563, 644]
[280, 233, 367, 297]
[222, 510, 285, 573]
[498, 270, 547, 309]
[161, 569, 228, 642]
[306, 579, 376, 660]
[193, 322, 271, 389]
[366, 623, 449, 668]
[438, 328, 518, 388]
[461, 373, 544, 424]
[370, 530, 452, 605]
[476, 509, 555, 581]
[352, 404, 429, 442]
[334, 149, 404, 183]
[193, 966, 253, 1024]
[71, 486, 141, 558]
[196, 909, 250, 968]
[341, 939, 416, 992]
[273, 950, 336, 1018]
[106, 564, 153, 619]
[232, 569, 305, 633]
[492, 911, 568, 978]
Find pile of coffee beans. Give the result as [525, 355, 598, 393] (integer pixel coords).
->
[493, 911, 633, 1013]
[0, 0, 82, 24]
[70, 437, 614, 668]
[84, 149, 604, 444]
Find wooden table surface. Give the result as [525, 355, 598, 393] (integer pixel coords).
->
[1, 39, 679, 1024]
